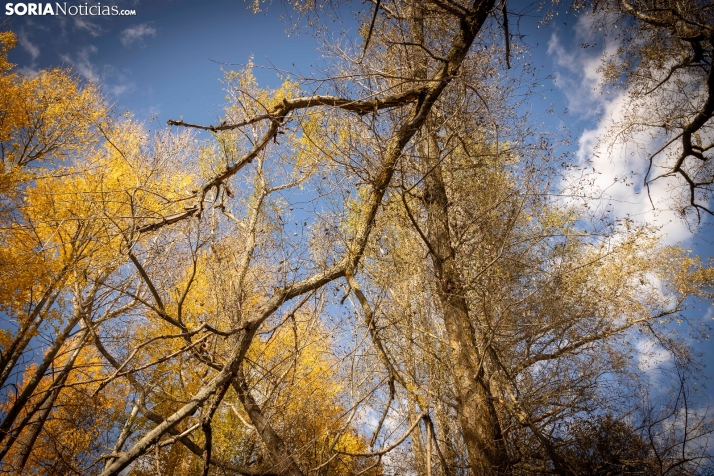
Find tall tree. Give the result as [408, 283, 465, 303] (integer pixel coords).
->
[587, 0, 714, 221]
[1, 1, 713, 475]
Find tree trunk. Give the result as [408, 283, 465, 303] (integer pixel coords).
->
[232, 366, 304, 476]
[405, 2, 508, 474]
[15, 328, 89, 472]
[420, 132, 509, 475]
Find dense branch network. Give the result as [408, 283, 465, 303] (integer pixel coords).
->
[1, 2, 713, 476]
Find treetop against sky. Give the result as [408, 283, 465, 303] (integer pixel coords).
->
[5, 0, 709, 232]
[1, 1, 713, 475]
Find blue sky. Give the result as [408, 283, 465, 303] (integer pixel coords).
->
[4, 0, 712, 396]
[5, 0, 323, 122]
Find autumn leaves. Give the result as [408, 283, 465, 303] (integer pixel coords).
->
[2, 1, 714, 474]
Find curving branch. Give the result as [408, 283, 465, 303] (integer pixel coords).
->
[93, 3, 497, 472]
[336, 412, 428, 457]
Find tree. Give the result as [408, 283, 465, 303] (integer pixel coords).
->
[584, 0, 714, 221]
[1, 1, 713, 475]
[559, 414, 655, 475]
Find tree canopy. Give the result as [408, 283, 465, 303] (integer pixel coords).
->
[1, 2, 713, 475]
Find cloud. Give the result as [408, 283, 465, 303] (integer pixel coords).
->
[17, 29, 40, 61]
[108, 83, 132, 96]
[59, 47, 135, 98]
[705, 306, 714, 322]
[635, 339, 673, 374]
[60, 45, 99, 81]
[549, 17, 692, 245]
[102, 64, 136, 97]
[73, 16, 103, 37]
[547, 28, 614, 120]
[15, 66, 40, 77]
[120, 24, 157, 46]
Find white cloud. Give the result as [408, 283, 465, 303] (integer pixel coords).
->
[108, 83, 131, 96]
[60, 45, 99, 81]
[635, 339, 673, 373]
[59, 47, 135, 98]
[705, 306, 714, 321]
[549, 18, 692, 245]
[547, 29, 614, 120]
[101, 63, 136, 97]
[73, 16, 103, 37]
[120, 24, 157, 46]
[15, 66, 40, 77]
[18, 29, 40, 61]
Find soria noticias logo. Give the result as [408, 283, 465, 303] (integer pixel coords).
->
[5, 3, 136, 15]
